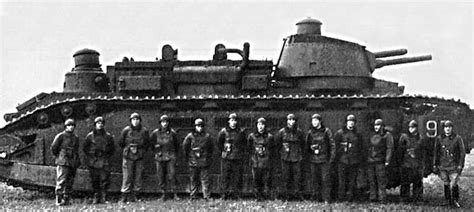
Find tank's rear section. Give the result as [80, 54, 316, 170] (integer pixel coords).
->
[0, 17, 471, 195]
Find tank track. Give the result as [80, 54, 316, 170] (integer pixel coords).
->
[2, 93, 467, 130]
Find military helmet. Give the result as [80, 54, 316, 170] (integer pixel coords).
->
[287, 113, 296, 120]
[257, 117, 266, 124]
[64, 118, 75, 126]
[129, 112, 141, 120]
[311, 114, 322, 120]
[228, 113, 238, 120]
[374, 119, 383, 126]
[408, 120, 418, 128]
[444, 120, 454, 127]
[94, 116, 104, 124]
[194, 118, 204, 126]
[346, 114, 356, 122]
[160, 114, 169, 122]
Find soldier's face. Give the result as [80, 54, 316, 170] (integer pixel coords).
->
[346, 121, 355, 130]
[257, 122, 265, 133]
[131, 118, 140, 126]
[287, 119, 296, 128]
[312, 118, 321, 128]
[374, 124, 381, 132]
[95, 121, 104, 130]
[229, 119, 237, 129]
[195, 125, 203, 132]
[65, 125, 75, 132]
[409, 126, 417, 134]
[444, 126, 453, 135]
[161, 121, 169, 129]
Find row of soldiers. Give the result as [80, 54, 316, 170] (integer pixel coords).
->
[50, 112, 466, 208]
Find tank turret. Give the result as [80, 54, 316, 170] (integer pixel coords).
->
[64, 49, 109, 93]
[275, 18, 432, 94]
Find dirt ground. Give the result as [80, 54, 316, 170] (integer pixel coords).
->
[1, 154, 473, 210]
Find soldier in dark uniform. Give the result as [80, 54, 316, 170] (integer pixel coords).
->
[183, 118, 214, 201]
[276, 114, 305, 201]
[399, 120, 426, 203]
[334, 114, 363, 202]
[248, 117, 275, 201]
[83, 116, 115, 204]
[150, 115, 180, 201]
[217, 113, 247, 200]
[433, 120, 466, 208]
[367, 119, 393, 202]
[119, 112, 149, 203]
[51, 118, 80, 206]
[305, 114, 335, 203]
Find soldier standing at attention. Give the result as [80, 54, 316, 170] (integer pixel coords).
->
[276, 114, 305, 201]
[83, 117, 115, 204]
[367, 119, 393, 202]
[150, 115, 180, 201]
[217, 113, 247, 200]
[399, 120, 426, 203]
[433, 120, 466, 208]
[183, 118, 214, 201]
[51, 118, 80, 206]
[334, 114, 363, 202]
[305, 114, 335, 203]
[248, 117, 275, 201]
[119, 112, 149, 203]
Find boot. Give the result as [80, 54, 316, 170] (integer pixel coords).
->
[443, 185, 452, 206]
[100, 191, 107, 204]
[296, 193, 305, 201]
[173, 193, 181, 201]
[63, 195, 71, 206]
[159, 193, 166, 201]
[220, 192, 228, 200]
[119, 193, 128, 204]
[452, 185, 461, 208]
[92, 192, 100, 204]
[129, 192, 137, 202]
[55, 194, 64, 206]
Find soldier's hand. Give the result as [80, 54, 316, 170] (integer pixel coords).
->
[457, 166, 463, 174]
[385, 162, 389, 166]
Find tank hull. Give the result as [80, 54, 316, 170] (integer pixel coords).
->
[0, 94, 471, 194]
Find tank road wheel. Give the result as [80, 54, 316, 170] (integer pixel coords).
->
[60, 105, 73, 117]
[37, 113, 49, 125]
[85, 103, 96, 115]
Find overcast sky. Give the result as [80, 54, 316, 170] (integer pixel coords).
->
[0, 0, 472, 128]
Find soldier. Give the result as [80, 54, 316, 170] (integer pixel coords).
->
[183, 118, 214, 200]
[150, 115, 180, 201]
[217, 113, 247, 200]
[305, 114, 335, 203]
[51, 118, 80, 206]
[119, 112, 149, 203]
[366, 119, 393, 202]
[276, 114, 305, 201]
[334, 114, 363, 202]
[248, 117, 275, 201]
[83, 116, 115, 204]
[433, 120, 466, 208]
[399, 120, 426, 203]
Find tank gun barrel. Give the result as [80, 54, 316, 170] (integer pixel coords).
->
[375, 55, 432, 69]
[373, 49, 408, 58]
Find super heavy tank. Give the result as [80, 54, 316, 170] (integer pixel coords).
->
[0, 17, 472, 194]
